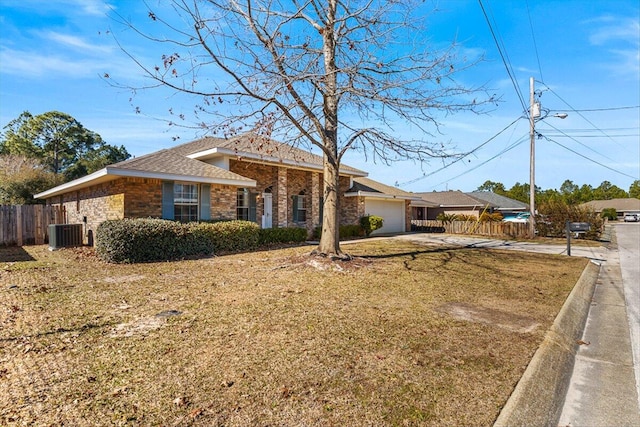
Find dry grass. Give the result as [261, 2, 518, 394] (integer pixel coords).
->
[0, 239, 588, 426]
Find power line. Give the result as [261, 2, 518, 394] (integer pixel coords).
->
[429, 134, 529, 190]
[525, 0, 544, 82]
[538, 121, 616, 161]
[396, 117, 522, 187]
[543, 135, 638, 180]
[556, 106, 640, 113]
[478, 0, 528, 114]
[538, 81, 629, 150]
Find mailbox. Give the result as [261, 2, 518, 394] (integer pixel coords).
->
[569, 222, 590, 232]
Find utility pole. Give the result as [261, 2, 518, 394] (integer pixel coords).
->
[529, 77, 537, 239]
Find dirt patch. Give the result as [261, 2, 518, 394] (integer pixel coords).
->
[437, 302, 541, 333]
[109, 310, 183, 337]
[103, 274, 146, 284]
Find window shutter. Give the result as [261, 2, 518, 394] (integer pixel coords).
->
[200, 184, 211, 220]
[319, 196, 324, 225]
[292, 195, 299, 222]
[249, 192, 257, 222]
[162, 182, 174, 220]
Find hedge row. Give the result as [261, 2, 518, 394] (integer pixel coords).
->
[313, 224, 364, 240]
[96, 218, 308, 263]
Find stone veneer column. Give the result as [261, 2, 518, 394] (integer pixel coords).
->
[311, 172, 320, 228]
[277, 167, 288, 227]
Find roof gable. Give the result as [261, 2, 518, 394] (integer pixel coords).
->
[580, 198, 640, 212]
[171, 134, 367, 176]
[347, 177, 421, 200]
[110, 149, 252, 182]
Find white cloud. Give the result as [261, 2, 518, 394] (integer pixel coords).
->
[42, 31, 114, 54]
[2, 0, 114, 17]
[589, 18, 640, 46]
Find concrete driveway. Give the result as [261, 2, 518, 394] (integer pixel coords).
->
[394, 231, 610, 261]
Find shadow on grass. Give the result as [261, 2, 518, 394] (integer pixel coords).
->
[0, 320, 117, 342]
[0, 246, 36, 262]
[357, 245, 469, 260]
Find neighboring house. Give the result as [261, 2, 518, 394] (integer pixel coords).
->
[34, 134, 414, 244]
[415, 190, 493, 220]
[580, 198, 640, 219]
[466, 191, 529, 217]
[346, 177, 423, 235]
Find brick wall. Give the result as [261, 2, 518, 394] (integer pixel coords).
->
[210, 184, 236, 220]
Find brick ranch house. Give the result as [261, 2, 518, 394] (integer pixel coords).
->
[35, 134, 421, 244]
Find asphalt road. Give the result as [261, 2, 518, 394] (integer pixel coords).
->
[616, 222, 640, 407]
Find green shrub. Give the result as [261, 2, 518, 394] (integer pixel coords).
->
[536, 200, 602, 240]
[601, 208, 617, 220]
[341, 224, 364, 238]
[258, 227, 308, 245]
[200, 220, 260, 253]
[436, 213, 457, 224]
[479, 212, 504, 222]
[454, 214, 477, 222]
[360, 215, 384, 237]
[313, 224, 364, 240]
[96, 218, 214, 263]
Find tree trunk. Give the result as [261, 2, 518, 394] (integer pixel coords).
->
[312, 0, 346, 259]
[315, 150, 344, 258]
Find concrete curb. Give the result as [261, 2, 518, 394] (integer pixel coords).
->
[493, 260, 601, 427]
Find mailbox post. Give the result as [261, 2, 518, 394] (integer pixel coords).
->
[566, 221, 591, 256]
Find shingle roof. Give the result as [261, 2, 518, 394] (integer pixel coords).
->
[347, 177, 421, 200]
[467, 191, 529, 210]
[110, 149, 253, 183]
[416, 190, 491, 207]
[170, 134, 367, 176]
[580, 198, 640, 213]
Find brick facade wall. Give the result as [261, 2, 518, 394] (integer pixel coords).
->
[45, 159, 407, 244]
[209, 184, 236, 221]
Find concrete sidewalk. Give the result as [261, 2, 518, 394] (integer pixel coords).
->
[558, 225, 640, 426]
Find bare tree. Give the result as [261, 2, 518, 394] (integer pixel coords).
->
[111, 0, 493, 258]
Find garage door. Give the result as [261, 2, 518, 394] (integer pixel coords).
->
[364, 199, 405, 235]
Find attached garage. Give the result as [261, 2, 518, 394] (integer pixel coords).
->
[364, 198, 406, 235]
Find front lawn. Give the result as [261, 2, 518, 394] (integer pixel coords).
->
[0, 240, 587, 426]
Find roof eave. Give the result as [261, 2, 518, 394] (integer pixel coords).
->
[34, 168, 112, 199]
[344, 191, 420, 201]
[34, 167, 256, 200]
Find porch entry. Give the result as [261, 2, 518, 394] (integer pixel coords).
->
[262, 192, 273, 229]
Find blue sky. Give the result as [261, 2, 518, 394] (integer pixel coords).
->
[1, 0, 638, 193]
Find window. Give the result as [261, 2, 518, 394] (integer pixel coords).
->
[293, 190, 307, 223]
[237, 188, 257, 221]
[237, 188, 250, 220]
[174, 183, 198, 222]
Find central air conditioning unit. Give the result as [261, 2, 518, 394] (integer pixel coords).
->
[48, 224, 83, 250]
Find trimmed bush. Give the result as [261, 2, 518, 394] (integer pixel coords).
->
[198, 220, 260, 253]
[258, 227, 308, 245]
[313, 224, 365, 240]
[96, 218, 214, 263]
[360, 215, 384, 237]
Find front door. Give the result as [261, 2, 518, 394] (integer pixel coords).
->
[262, 193, 273, 229]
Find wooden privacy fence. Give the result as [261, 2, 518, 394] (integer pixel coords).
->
[0, 205, 67, 246]
[411, 219, 531, 239]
